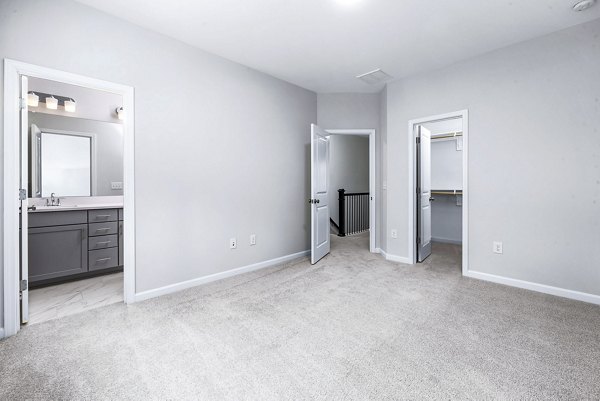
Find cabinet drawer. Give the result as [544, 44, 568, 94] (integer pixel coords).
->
[89, 248, 119, 271]
[88, 221, 118, 236]
[88, 209, 118, 223]
[89, 234, 118, 250]
[29, 210, 87, 228]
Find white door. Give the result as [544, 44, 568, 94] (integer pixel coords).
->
[310, 124, 330, 264]
[417, 125, 432, 262]
[20, 75, 30, 323]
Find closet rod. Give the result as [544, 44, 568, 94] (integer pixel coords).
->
[431, 189, 463, 195]
[432, 131, 463, 140]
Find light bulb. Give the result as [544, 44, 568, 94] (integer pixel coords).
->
[64, 99, 76, 113]
[27, 92, 39, 107]
[45, 96, 58, 110]
[116, 107, 125, 121]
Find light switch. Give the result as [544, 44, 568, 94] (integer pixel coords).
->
[493, 241, 503, 254]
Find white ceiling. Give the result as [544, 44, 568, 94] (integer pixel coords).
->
[75, 0, 600, 93]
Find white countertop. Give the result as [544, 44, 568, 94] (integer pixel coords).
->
[27, 196, 124, 213]
[29, 204, 123, 213]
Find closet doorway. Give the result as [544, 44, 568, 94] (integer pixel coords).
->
[408, 111, 468, 274]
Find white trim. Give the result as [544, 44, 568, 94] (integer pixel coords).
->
[465, 270, 600, 305]
[325, 129, 377, 253]
[3, 59, 136, 338]
[134, 250, 310, 302]
[407, 110, 468, 274]
[377, 248, 412, 264]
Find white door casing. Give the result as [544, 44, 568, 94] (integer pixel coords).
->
[20, 75, 29, 323]
[417, 125, 432, 262]
[311, 124, 330, 264]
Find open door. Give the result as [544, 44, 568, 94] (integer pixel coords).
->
[416, 125, 432, 262]
[310, 124, 330, 264]
[20, 75, 30, 324]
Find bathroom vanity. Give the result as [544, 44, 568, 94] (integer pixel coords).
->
[27, 206, 123, 286]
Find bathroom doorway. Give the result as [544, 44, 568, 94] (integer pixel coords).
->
[3, 60, 136, 337]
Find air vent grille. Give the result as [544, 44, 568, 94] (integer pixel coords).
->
[356, 69, 393, 85]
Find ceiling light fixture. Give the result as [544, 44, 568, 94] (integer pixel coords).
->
[27, 92, 39, 107]
[572, 0, 596, 11]
[45, 96, 58, 110]
[64, 98, 76, 113]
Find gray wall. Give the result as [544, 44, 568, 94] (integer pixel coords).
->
[29, 113, 124, 196]
[317, 93, 381, 246]
[384, 19, 600, 295]
[0, 0, 317, 332]
[328, 135, 369, 226]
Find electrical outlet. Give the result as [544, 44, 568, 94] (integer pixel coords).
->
[250, 234, 256, 246]
[230, 238, 237, 249]
[391, 229, 398, 239]
[493, 241, 503, 254]
[111, 181, 123, 190]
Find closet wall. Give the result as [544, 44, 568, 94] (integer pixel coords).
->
[423, 119, 463, 244]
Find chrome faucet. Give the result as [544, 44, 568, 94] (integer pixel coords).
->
[45, 193, 60, 206]
[51, 193, 56, 206]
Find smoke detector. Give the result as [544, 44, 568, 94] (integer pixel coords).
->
[572, 0, 596, 11]
[356, 69, 393, 85]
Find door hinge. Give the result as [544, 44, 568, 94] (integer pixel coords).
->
[20, 279, 28, 292]
[19, 97, 26, 110]
[416, 137, 420, 144]
[19, 188, 27, 200]
[417, 237, 421, 245]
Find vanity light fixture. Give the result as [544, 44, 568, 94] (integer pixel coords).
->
[45, 96, 58, 110]
[116, 106, 125, 121]
[27, 92, 39, 107]
[64, 98, 76, 113]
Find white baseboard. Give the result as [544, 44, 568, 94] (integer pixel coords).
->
[465, 270, 600, 305]
[134, 250, 310, 302]
[376, 248, 412, 264]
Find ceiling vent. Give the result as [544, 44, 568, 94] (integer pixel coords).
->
[356, 69, 393, 85]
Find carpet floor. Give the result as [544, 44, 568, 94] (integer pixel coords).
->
[1, 233, 599, 400]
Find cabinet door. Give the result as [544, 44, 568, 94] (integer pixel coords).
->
[28, 224, 88, 282]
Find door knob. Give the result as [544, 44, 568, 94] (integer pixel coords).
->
[429, 197, 435, 202]
[316, 199, 320, 203]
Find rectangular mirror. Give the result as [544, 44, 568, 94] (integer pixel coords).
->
[29, 113, 123, 198]
[39, 132, 93, 197]
[34, 129, 93, 197]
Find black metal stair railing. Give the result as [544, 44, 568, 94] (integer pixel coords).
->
[337, 189, 369, 237]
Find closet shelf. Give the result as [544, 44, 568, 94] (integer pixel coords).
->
[432, 131, 463, 140]
[431, 189, 463, 195]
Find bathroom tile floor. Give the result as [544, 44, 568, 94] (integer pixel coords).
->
[28, 272, 123, 325]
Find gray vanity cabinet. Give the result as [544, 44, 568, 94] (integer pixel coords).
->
[28, 208, 123, 286]
[28, 224, 88, 282]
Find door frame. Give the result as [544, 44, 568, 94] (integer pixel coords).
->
[3, 59, 136, 337]
[407, 110, 468, 274]
[325, 129, 376, 253]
